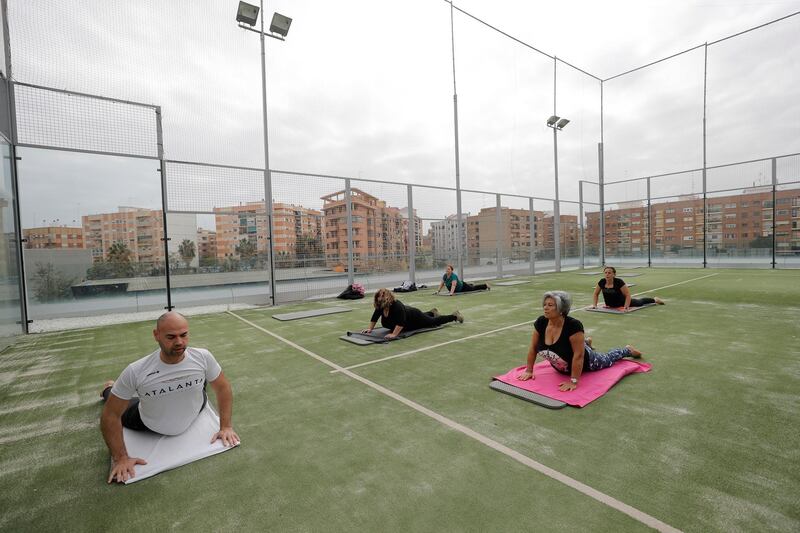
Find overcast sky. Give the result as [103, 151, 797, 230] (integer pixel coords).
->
[5, 0, 800, 229]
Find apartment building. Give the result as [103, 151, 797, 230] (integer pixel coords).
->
[463, 207, 578, 263]
[431, 214, 468, 261]
[82, 207, 166, 265]
[23, 226, 84, 250]
[81, 207, 198, 267]
[197, 228, 217, 263]
[586, 187, 800, 255]
[213, 201, 323, 262]
[321, 188, 412, 270]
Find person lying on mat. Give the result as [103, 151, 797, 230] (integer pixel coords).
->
[591, 266, 664, 310]
[434, 264, 489, 296]
[518, 291, 642, 391]
[100, 311, 239, 484]
[364, 288, 464, 339]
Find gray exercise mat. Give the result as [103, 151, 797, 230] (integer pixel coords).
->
[494, 280, 530, 286]
[435, 289, 488, 296]
[340, 326, 443, 345]
[273, 306, 351, 321]
[581, 272, 642, 277]
[585, 302, 656, 314]
[489, 380, 567, 409]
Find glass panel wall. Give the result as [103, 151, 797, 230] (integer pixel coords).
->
[412, 185, 459, 287]
[0, 139, 22, 344]
[648, 171, 703, 267]
[603, 179, 649, 267]
[558, 200, 581, 270]
[499, 195, 533, 277]
[164, 162, 272, 308]
[17, 148, 167, 327]
[580, 181, 601, 269]
[460, 191, 500, 281]
[776, 154, 800, 268]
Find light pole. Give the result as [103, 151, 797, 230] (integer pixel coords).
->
[236, 1, 292, 305]
[546, 115, 569, 272]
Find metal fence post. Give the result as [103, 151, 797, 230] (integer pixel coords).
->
[345, 178, 354, 285]
[598, 142, 605, 266]
[772, 157, 777, 269]
[407, 184, 416, 283]
[529, 197, 536, 276]
[156, 107, 173, 311]
[496, 194, 502, 278]
[578, 180, 586, 269]
[647, 177, 652, 267]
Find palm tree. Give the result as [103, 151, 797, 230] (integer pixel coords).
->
[107, 241, 134, 278]
[178, 239, 196, 269]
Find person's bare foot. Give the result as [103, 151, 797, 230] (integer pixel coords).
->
[429, 308, 440, 318]
[101, 380, 114, 398]
[586, 336, 593, 349]
[655, 297, 665, 305]
[626, 345, 642, 358]
[454, 310, 464, 323]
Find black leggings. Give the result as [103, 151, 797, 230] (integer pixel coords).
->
[629, 297, 655, 307]
[381, 308, 458, 332]
[102, 385, 207, 433]
[460, 282, 488, 292]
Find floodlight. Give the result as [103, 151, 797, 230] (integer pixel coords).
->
[270, 13, 292, 37]
[236, 2, 259, 26]
[556, 118, 570, 129]
[546, 115, 560, 127]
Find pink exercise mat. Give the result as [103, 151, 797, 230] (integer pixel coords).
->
[493, 360, 651, 407]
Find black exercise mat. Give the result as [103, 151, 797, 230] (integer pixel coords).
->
[339, 326, 443, 345]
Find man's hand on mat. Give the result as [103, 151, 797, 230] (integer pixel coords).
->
[558, 381, 577, 392]
[211, 427, 240, 447]
[108, 456, 147, 484]
[517, 370, 534, 381]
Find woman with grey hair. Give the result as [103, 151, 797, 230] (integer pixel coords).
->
[517, 290, 642, 391]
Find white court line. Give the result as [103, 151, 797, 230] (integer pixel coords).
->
[331, 320, 535, 374]
[630, 272, 718, 296]
[228, 310, 681, 533]
[333, 272, 718, 374]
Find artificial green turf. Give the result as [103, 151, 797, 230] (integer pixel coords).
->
[1, 268, 798, 532]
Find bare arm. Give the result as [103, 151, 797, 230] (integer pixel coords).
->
[101, 394, 147, 483]
[592, 286, 601, 307]
[435, 281, 444, 294]
[386, 324, 404, 339]
[559, 331, 585, 391]
[363, 321, 377, 333]
[209, 372, 240, 447]
[518, 329, 540, 380]
[621, 284, 632, 309]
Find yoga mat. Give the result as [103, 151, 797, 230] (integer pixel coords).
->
[116, 405, 239, 484]
[435, 289, 488, 296]
[340, 326, 442, 345]
[493, 360, 651, 408]
[489, 380, 567, 409]
[272, 306, 351, 321]
[585, 303, 656, 314]
[494, 280, 530, 286]
[577, 271, 602, 275]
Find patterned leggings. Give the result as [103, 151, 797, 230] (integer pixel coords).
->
[584, 343, 632, 371]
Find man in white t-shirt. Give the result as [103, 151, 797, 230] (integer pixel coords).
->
[100, 311, 239, 483]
